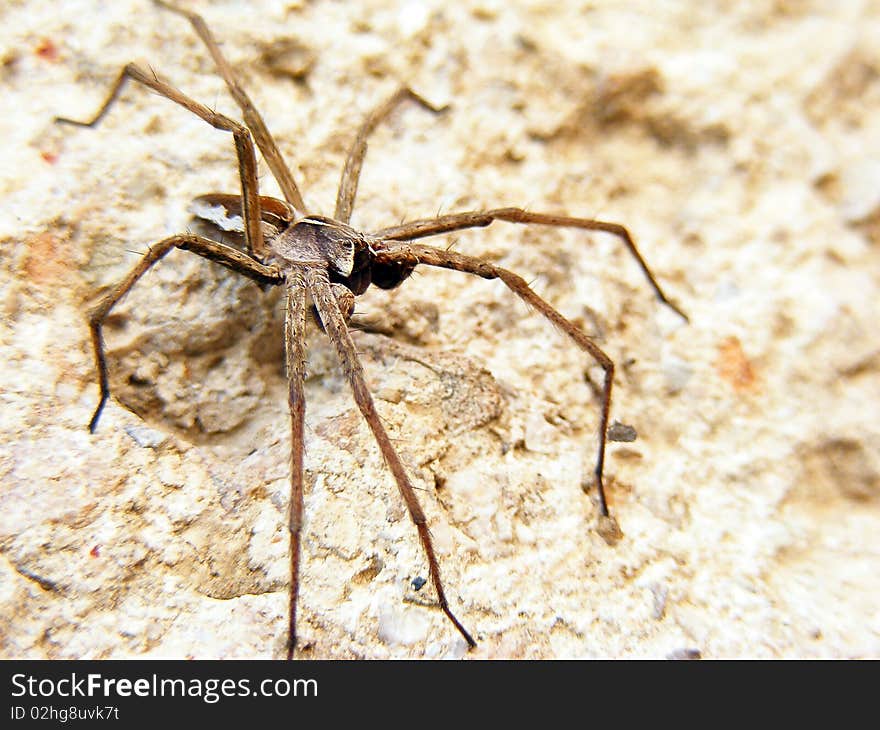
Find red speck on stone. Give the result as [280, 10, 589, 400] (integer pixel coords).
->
[35, 38, 59, 62]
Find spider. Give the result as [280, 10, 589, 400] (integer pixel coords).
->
[56, 0, 687, 659]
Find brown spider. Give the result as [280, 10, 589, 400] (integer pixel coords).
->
[57, 0, 686, 659]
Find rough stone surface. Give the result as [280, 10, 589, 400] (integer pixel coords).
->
[2, 0, 879, 659]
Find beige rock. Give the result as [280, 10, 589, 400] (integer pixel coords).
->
[1, 0, 878, 659]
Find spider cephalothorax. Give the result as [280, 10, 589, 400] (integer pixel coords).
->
[191, 195, 418, 296]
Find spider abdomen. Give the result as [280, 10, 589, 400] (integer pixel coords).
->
[369, 258, 415, 290]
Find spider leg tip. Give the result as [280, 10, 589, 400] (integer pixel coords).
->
[596, 514, 623, 546]
[660, 296, 689, 323]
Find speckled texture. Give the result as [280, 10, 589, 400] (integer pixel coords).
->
[1, 0, 879, 659]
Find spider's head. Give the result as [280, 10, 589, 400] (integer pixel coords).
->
[272, 216, 375, 295]
[288, 218, 416, 293]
